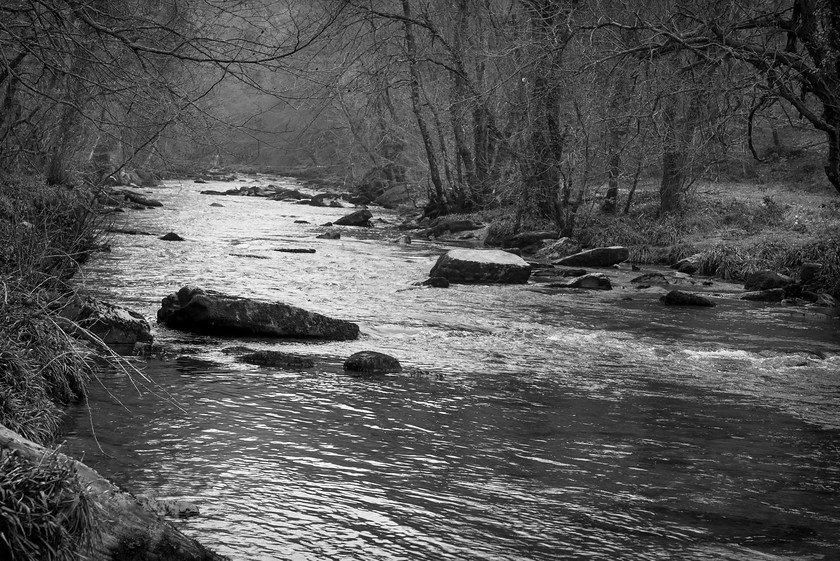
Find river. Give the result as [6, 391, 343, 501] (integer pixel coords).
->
[61, 177, 840, 560]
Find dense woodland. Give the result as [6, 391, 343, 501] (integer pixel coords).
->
[1, 0, 839, 230]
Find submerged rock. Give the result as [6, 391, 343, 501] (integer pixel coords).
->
[317, 230, 341, 239]
[237, 350, 315, 368]
[344, 351, 402, 375]
[136, 495, 200, 519]
[553, 246, 629, 267]
[159, 232, 184, 241]
[273, 247, 316, 254]
[548, 272, 612, 290]
[157, 286, 359, 340]
[660, 290, 715, 307]
[430, 249, 531, 284]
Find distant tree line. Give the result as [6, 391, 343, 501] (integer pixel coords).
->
[0, 0, 341, 184]
[294, 0, 837, 229]
[2, 1, 837, 231]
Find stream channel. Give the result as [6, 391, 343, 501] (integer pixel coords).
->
[62, 177, 840, 560]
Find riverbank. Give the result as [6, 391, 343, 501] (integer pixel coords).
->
[0, 174, 226, 560]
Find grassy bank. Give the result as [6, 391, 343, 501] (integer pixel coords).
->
[468, 176, 840, 297]
[0, 174, 105, 559]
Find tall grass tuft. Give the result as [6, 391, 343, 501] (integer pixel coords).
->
[0, 293, 93, 444]
[0, 449, 97, 560]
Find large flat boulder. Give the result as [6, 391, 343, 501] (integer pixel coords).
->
[553, 246, 629, 267]
[157, 286, 359, 340]
[429, 249, 531, 284]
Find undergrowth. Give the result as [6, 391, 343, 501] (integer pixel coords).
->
[0, 174, 105, 559]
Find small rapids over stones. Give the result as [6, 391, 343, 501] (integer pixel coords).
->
[62, 177, 840, 560]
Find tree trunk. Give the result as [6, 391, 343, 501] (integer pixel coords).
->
[449, 0, 477, 206]
[602, 71, 629, 213]
[660, 149, 685, 213]
[400, 0, 447, 215]
[0, 424, 225, 561]
[826, 126, 840, 195]
[659, 88, 700, 213]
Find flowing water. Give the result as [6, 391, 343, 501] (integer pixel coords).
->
[62, 177, 840, 560]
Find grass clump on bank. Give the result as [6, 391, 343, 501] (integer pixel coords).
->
[0, 296, 93, 444]
[0, 449, 97, 561]
[467, 176, 840, 296]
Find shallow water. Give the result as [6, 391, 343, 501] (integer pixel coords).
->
[63, 177, 840, 560]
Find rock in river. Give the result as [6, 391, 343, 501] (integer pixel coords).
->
[237, 350, 315, 368]
[741, 288, 785, 302]
[121, 189, 163, 207]
[157, 286, 359, 340]
[553, 246, 629, 267]
[334, 209, 373, 227]
[344, 351, 402, 375]
[660, 290, 715, 307]
[744, 270, 793, 291]
[548, 272, 612, 290]
[53, 293, 152, 351]
[430, 248, 531, 284]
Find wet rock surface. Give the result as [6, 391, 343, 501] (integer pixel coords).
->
[430, 249, 532, 284]
[157, 285, 359, 340]
[553, 246, 629, 267]
[660, 290, 716, 307]
[344, 351, 402, 375]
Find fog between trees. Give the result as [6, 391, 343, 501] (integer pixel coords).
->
[2, 1, 838, 228]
